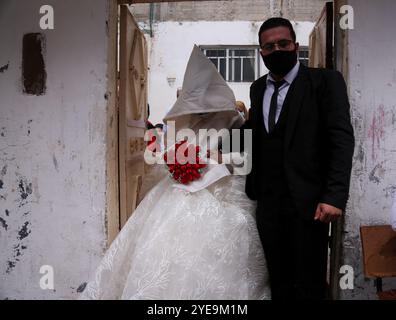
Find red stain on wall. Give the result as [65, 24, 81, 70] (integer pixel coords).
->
[368, 105, 386, 161]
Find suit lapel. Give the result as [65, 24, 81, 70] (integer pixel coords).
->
[284, 64, 310, 149]
[252, 75, 267, 130]
[254, 75, 267, 110]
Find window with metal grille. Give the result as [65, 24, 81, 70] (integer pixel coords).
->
[201, 46, 260, 83]
[298, 47, 309, 66]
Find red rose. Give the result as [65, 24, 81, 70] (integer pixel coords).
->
[163, 140, 206, 185]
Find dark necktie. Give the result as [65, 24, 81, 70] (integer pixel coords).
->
[268, 80, 286, 133]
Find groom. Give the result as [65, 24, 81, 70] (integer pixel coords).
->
[243, 18, 354, 300]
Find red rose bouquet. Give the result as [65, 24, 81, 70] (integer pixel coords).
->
[163, 140, 207, 185]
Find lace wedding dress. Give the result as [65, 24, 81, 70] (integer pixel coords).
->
[79, 45, 270, 300]
[80, 170, 270, 300]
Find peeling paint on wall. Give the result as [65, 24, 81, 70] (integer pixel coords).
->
[18, 221, 31, 240]
[356, 144, 365, 164]
[1, 0, 110, 299]
[27, 119, 32, 136]
[341, 0, 396, 299]
[1, 173, 33, 275]
[18, 178, 32, 202]
[0, 62, 9, 73]
[384, 185, 396, 198]
[76, 282, 87, 293]
[6, 261, 16, 274]
[0, 217, 8, 230]
[369, 162, 386, 184]
[52, 154, 59, 172]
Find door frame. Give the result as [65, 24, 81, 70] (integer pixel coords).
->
[105, 0, 120, 246]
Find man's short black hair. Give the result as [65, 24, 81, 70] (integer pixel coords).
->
[258, 17, 296, 45]
[155, 123, 164, 130]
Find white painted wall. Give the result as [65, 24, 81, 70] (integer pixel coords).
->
[341, 0, 396, 299]
[0, 0, 110, 299]
[143, 21, 315, 125]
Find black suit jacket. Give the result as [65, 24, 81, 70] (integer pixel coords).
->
[244, 64, 355, 219]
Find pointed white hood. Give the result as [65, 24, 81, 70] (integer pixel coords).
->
[163, 45, 244, 134]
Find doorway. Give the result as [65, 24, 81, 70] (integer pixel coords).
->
[105, 2, 149, 245]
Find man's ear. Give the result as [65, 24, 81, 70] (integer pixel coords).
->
[295, 42, 300, 51]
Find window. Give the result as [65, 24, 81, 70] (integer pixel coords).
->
[298, 47, 309, 66]
[202, 46, 260, 82]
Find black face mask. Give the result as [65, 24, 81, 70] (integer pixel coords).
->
[262, 49, 297, 77]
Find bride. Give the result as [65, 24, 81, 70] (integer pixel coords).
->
[79, 46, 270, 300]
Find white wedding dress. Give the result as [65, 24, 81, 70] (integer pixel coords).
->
[79, 46, 270, 300]
[80, 168, 270, 300]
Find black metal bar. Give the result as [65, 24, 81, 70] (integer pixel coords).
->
[375, 278, 383, 293]
[325, 1, 334, 69]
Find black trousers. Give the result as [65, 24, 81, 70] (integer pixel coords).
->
[256, 193, 329, 300]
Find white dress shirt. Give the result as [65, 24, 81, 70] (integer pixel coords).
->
[262, 61, 300, 132]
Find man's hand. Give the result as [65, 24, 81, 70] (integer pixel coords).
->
[314, 203, 342, 223]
